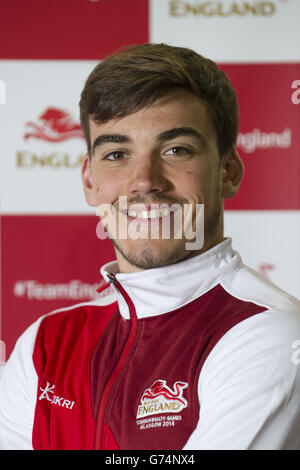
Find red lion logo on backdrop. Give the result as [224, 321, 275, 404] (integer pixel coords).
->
[24, 107, 84, 142]
[141, 380, 188, 406]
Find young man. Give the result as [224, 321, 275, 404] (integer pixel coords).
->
[1, 43, 300, 450]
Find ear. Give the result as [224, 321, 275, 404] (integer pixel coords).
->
[81, 153, 99, 207]
[221, 148, 244, 199]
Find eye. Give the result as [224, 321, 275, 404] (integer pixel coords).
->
[164, 146, 193, 157]
[103, 151, 127, 161]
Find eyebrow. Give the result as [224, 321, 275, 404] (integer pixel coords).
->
[157, 127, 207, 146]
[92, 134, 131, 155]
[91, 126, 207, 155]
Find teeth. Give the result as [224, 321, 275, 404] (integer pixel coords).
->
[128, 209, 171, 219]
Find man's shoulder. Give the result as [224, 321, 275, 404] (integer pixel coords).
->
[201, 265, 300, 390]
[36, 284, 116, 324]
[7, 285, 118, 364]
[33, 285, 117, 340]
[221, 262, 300, 316]
[217, 262, 300, 359]
[29, 286, 118, 373]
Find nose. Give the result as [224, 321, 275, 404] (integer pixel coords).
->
[127, 153, 170, 197]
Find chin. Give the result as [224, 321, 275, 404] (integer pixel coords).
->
[113, 239, 188, 270]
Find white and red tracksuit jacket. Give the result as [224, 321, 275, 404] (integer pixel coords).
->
[1, 238, 300, 450]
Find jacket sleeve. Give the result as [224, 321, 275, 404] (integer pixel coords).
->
[0, 318, 42, 450]
[183, 308, 300, 450]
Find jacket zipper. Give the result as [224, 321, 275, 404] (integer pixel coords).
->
[94, 273, 138, 450]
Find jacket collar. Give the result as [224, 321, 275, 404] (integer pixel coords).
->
[100, 238, 242, 319]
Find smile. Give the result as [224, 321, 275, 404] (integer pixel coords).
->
[127, 208, 172, 219]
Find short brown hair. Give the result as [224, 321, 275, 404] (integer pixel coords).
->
[79, 43, 239, 157]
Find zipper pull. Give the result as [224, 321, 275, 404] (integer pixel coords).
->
[99, 272, 137, 322]
[96, 272, 117, 294]
[107, 272, 117, 284]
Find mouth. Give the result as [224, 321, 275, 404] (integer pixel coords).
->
[127, 208, 172, 220]
[120, 204, 180, 225]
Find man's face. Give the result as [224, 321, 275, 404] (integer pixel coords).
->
[82, 88, 241, 273]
